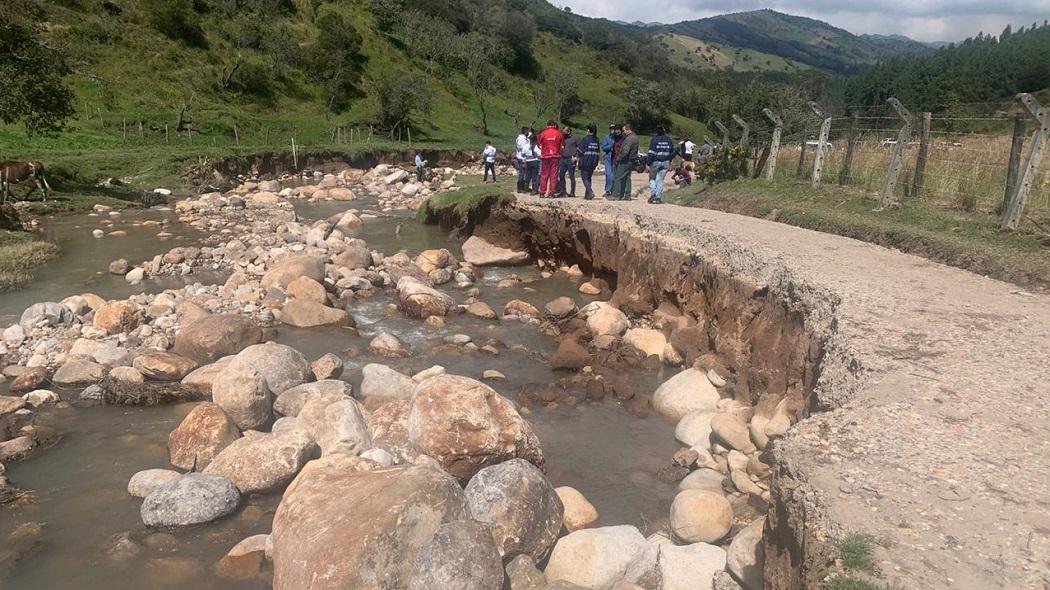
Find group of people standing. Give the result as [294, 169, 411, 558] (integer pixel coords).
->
[492, 122, 712, 204]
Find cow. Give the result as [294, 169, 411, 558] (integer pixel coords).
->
[1, 160, 52, 203]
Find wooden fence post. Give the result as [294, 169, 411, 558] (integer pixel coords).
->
[165, 124, 169, 144]
[796, 124, 809, 178]
[137, 120, 143, 139]
[291, 137, 298, 170]
[809, 102, 832, 188]
[762, 109, 783, 182]
[911, 112, 932, 198]
[877, 97, 914, 210]
[1002, 113, 1027, 214]
[732, 115, 750, 148]
[713, 121, 730, 149]
[122, 118, 127, 142]
[1001, 93, 1049, 230]
[234, 125, 240, 147]
[839, 113, 859, 185]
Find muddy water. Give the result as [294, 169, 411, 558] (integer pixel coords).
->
[1, 191, 681, 588]
[0, 209, 211, 325]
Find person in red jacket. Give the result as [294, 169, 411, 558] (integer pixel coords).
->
[537, 120, 565, 198]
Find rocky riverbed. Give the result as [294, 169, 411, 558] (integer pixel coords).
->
[0, 164, 777, 590]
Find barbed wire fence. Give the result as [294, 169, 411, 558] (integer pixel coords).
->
[738, 93, 1049, 231]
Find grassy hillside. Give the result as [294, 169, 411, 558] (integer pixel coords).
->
[1, 0, 709, 193]
[658, 33, 810, 74]
[663, 9, 932, 75]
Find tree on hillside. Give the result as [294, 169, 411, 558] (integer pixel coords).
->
[458, 33, 508, 135]
[368, 71, 431, 135]
[399, 10, 460, 74]
[550, 67, 583, 123]
[0, 3, 74, 135]
[147, 0, 208, 48]
[622, 81, 670, 133]
[307, 8, 365, 113]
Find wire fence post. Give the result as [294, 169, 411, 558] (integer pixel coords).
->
[839, 113, 859, 185]
[911, 112, 932, 198]
[732, 115, 750, 148]
[762, 109, 783, 182]
[809, 102, 832, 188]
[713, 121, 730, 150]
[1002, 113, 1027, 215]
[878, 97, 914, 210]
[1001, 93, 1049, 230]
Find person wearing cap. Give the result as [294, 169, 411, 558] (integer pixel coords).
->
[577, 123, 601, 200]
[557, 126, 579, 197]
[647, 125, 675, 204]
[601, 124, 618, 197]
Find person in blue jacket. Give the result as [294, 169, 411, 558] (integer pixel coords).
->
[577, 123, 601, 200]
[646, 126, 676, 204]
[601, 124, 617, 197]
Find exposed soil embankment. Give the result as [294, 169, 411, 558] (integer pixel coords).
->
[424, 192, 1050, 590]
[208, 149, 480, 181]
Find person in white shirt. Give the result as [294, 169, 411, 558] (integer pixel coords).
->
[482, 141, 498, 183]
[681, 137, 696, 170]
[414, 153, 427, 182]
[515, 127, 530, 192]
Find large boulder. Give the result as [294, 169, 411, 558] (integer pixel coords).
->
[622, 328, 667, 358]
[360, 364, 415, 400]
[414, 249, 453, 274]
[556, 486, 599, 532]
[204, 430, 318, 494]
[286, 276, 327, 303]
[181, 357, 234, 395]
[273, 379, 353, 418]
[370, 400, 419, 462]
[211, 363, 273, 431]
[461, 236, 528, 266]
[173, 314, 263, 364]
[93, 300, 141, 335]
[726, 519, 765, 590]
[272, 462, 468, 590]
[544, 526, 659, 589]
[261, 255, 325, 290]
[408, 375, 544, 480]
[670, 490, 733, 544]
[127, 469, 182, 498]
[133, 352, 199, 381]
[52, 357, 107, 385]
[332, 244, 372, 270]
[675, 411, 717, 448]
[652, 369, 720, 422]
[141, 473, 240, 527]
[168, 402, 242, 471]
[19, 302, 74, 330]
[408, 520, 504, 590]
[657, 542, 728, 590]
[281, 300, 353, 328]
[464, 459, 563, 561]
[227, 342, 310, 395]
[396, 277, 454, 319]
[298, 395, 372, 456]
[586, 304, 629, 338]
[711, 413, 757, 454]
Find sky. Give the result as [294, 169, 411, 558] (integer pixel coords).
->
[558, 0, 1050, 42]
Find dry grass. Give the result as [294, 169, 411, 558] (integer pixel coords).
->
[0, 233, 60, 291]
[771, 132, 1050, 219]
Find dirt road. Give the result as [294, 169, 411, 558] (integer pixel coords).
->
[514, 193, 1050, 589]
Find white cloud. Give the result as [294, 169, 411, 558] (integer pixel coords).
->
[559, 0, 1050, 42]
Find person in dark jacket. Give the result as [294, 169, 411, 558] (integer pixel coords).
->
[601, 124, 617, 197]
[612, 124, 638, 200]
[557, 127, 579, 197]
[647, 126, 676, 204]
[577, 124, 601, 200]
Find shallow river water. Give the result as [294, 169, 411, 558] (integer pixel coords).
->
[0, 191, 681, 588]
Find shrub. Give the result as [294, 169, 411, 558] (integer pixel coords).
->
[147, 0, 207, 48]
[368, 71, 431, 134]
